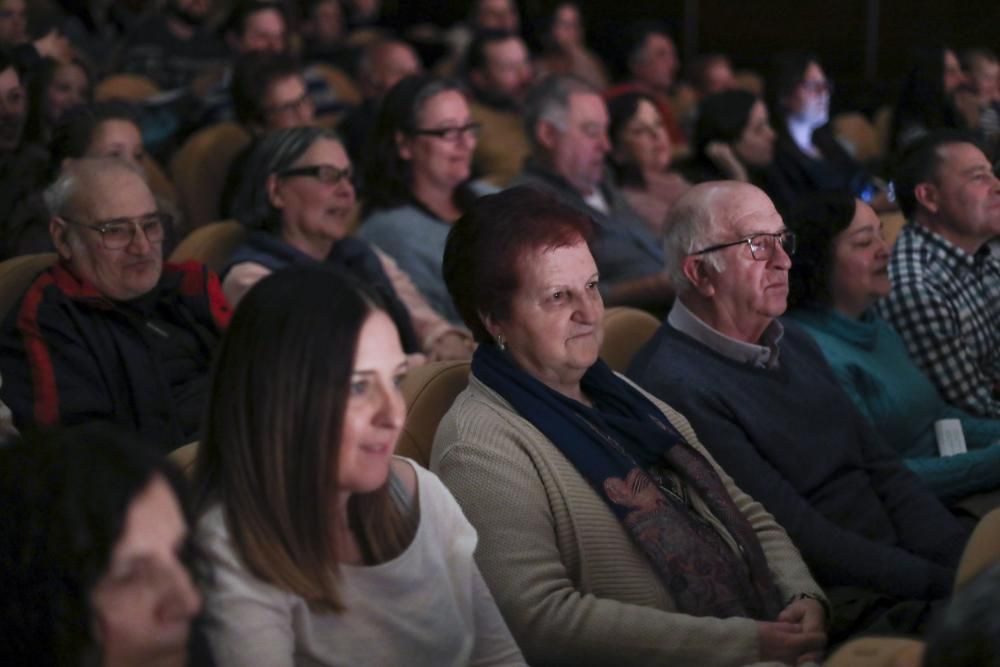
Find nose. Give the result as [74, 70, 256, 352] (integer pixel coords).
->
[597, 131, 611, 155]
[125, 222, 153, 255]
[770, 240, 793, 270]
[574, 289, 603, 325]
[159, 562, 202, 624]
[375, 377, 406, 432]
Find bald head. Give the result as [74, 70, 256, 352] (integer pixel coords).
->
[360, 40, 421, 99]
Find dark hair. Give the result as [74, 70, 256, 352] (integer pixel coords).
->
[609, 20, 672, 81]
[891, 47, 963, 152]
[231, 50, 304, 127]
[23, 57, 92, 146]
[443, 185, 596, 342]
[226, 0, 287, 37]
[0, 423, 197, 665]
[924, 562, 1000, 667]
[362, 74, 464, 214]
[890, 128, 983, 219]
[193, 264, 413, 612]
[786, 192, 858, 309]
[692, 89, 758, 156]
[49, 100, 140, 166]
[606, 89, 660, 188]
[766, 51, 819, 128]
[463, 29, 518, 76]
[233, 125, 342, 232]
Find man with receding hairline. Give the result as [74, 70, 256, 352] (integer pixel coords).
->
[628, 180, 970, 641]
[0, 158, 230, 450]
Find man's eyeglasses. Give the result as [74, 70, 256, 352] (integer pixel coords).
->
[60, 213, 169, 250]
[690, 230, 797, 261]
[411, 122, 482, 142]
[278, 164, 354, 186]
[263, 92, 313, 117]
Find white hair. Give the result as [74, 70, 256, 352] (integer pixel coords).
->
[662, 189, 728, 295]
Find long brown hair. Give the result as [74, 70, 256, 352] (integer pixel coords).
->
[193, 264, 413, 611]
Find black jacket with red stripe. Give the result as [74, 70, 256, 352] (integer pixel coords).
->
[0, 261, 231, 451]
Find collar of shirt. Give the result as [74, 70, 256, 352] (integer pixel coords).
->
[910, 223, 1000, 276]
[668, 298, 784, 369]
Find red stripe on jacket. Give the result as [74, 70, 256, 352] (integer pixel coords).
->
[16, 272, 60, 426]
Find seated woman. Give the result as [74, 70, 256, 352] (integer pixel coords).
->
[432, 186, 828, 666]
[674, 89, 776, 187]
[225, 126, 472, 362]
[0, 423, 208, 666]
[892, 47, 974, 152]
[606, 90, 691, 236]
[23, 56, 91, 146]
[360, 74, 496, 325]
[533, 2, 610, 90]
[764, 53, 889, 215]
[193, 265, 524, 666]
[786, 193, 1000, 504]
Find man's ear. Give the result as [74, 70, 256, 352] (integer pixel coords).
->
[536, 119, 559, 152]
[49, 217, 73, 260]
[913, 182, 939, 215]
[681, 255, 716, 297]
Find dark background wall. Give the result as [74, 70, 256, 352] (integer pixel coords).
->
[389, 0, 1000, 111]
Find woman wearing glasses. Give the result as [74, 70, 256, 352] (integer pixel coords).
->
[764, 53, 886, 216]
[225, 126, 473, 362]
[360, 74, 497, 325]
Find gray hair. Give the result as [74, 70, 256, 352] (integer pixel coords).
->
[662, 190, 727, 295]
[523, 74, 598, 150]
[232, 126, 341, 232]
[43, 157, 146, 220]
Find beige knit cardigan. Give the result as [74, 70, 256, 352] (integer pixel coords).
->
[431, 373, 826, 667]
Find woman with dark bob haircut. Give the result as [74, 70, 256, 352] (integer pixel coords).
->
[360, 74, 496, 324]
[0, 423, 208, 666]
[432, 185, 828, 666]
[224, 125, 472, 361]
[193, 264, 523, 666]
[786, 192, 1000, 504]
[675, 89, 776, 186]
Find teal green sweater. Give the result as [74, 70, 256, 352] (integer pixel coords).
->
[789, 307, 1000, 501]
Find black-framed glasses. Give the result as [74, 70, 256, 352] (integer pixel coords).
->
[60, 213, 169, 250]
[410, 122, 482, 142]
[691, 230, 796, 261]
[278, 164, 353, 186]
[263, 91, 313, 116]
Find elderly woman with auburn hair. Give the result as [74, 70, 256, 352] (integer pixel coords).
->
[431, 186, 828, 667]
[193, 265, 524, 666]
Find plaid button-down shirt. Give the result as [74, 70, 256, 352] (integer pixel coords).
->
[877, 223, 1000, 417]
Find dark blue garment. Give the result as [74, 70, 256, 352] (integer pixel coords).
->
[225, 230, 419, 353]
[627, 318, 970, 600]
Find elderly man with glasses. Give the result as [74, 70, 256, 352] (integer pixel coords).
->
[0, 157, 230, 451]
[626, 181, 971, 643]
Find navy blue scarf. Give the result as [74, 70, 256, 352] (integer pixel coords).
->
[473, 343, 783, 620]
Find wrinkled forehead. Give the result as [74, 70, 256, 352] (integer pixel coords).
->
[716, 190, 783, 237]
[934, 141, 991, 178]
[72, 169, 156, 220]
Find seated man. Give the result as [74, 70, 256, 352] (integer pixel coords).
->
[877, 131, 1000, 417]
[463, 29, 533, 186]
[627, 181, 970, 641]
[0, 158, 230, 451]
[512, 74, 672, 309]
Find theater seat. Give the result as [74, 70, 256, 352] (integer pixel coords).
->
[880, 211, 907, 246]
[168, 441, 199, 477]
[955, 507, 1000, 590]
[169, 122, 251, 232]
[0, 253, 58, 322]
[824, 637, 924, 667]
[94, 74, 161, 102]
[397, 360, 471, 467]
[600, 306, 662, 373]
[309, 63, 363, 108]
[168, 220, 247, 274]
[833, 112, 880, 163]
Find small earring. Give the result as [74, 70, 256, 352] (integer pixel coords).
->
[496, 333, 506, 351]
